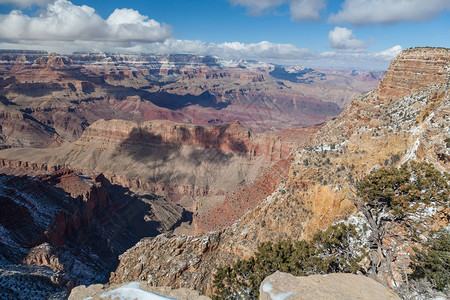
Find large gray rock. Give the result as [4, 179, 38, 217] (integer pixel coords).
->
[68, 281, 211, 300]
[260, 272, 400, 300]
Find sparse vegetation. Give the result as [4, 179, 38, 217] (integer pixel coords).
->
[352, 162, 449, 287]
[410, 228, 450, 292]
[213, 223, 364, 300]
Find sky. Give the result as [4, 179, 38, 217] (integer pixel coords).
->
[0, 0, 449, 70]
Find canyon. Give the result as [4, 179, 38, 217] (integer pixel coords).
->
[0, 47, 448, 299]
[107, 47, 449, 296]
[0, 50, 381, 149]
[0, 169, 187, 298]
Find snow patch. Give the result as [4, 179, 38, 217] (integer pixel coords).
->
[99, 282, 177, 300]
[263, 282, 273, 292]
[263, 280, 295, 300]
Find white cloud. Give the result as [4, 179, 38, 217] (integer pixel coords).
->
[328, 26, 367, 50]
[133, 39, 313, 62]
[0, 0, 55, 7]
[228, 0, 325, 21]
[0, 37, 401, 70]
[0, 0, 172, 43]
[317, 45, 402, 69]
[290, 0, 326, 21]
[228, 0, 285, 15]
[374, 45, 402, 59]
[329, 0, 450, 26]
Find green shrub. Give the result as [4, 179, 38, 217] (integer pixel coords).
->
[410, 229, 450, 291]
[212, 223, 364, 300]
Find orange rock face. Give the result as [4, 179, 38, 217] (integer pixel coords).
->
[375, 47, 449, 100]
[194, 158, 292, 233]
[78, 119, 302, 162]
[109, 47, 450, 296]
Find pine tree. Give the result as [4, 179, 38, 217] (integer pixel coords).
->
[212, 223, 363, 300]
[351, 162, 449, 286]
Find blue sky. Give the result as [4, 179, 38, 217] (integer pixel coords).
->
[0, 0, 449, 69]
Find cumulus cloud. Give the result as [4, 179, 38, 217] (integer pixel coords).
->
[374, 45, 402, 59]
[228, 0, 325, 21]
[317, 45, 402, 69]
[0, 0, 172, 43]
[134, 39, 313, 62]
[290, 0, 326, 21]
[0, 0, 55, 7]
[143, 41, 402, 69]
[0, 37, 402, 69]
[328, 26, 367, 50]
[329, 0, 450, 26]
[228, 0, 285, 15]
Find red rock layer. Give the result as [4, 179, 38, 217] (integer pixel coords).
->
[77, 119, 297, 162]
[194, 158, 292, 233]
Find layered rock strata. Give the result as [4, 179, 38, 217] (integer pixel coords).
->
[0, 120, 319, 234]
[0, 50, 382, 148]
[0, 169, 186, 298]
[109, 47, 450, 296]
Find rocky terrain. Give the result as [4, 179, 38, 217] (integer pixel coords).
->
[107, 47, 449, 296]
[69, 282, 211, 300]
[0, 50, 382, 149]
[0, 47, 446, 299]
[259, 272, 399, 299]
[68, 271, 400, 300]
[0, 119, 320, 235]
[0, 169, 187, 299]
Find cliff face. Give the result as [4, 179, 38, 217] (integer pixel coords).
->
[375, 47, 449, 100]
[0, 107, 63, 149]
[0, 119, 319, 235]
[0, 169, 186, 298]
[0, 50, 383, 149]
[109, 47, 450, 296]
[76, 119, 299, 161]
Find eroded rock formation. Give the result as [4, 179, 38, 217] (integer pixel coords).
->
[0, 169, 186, 298]
[0, 50, 381, 149]
[109, 47, 450, 296]
[0, 120, 319, 234]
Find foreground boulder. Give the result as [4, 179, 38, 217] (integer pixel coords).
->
[260, 272, 399, 300]
[69, 282, 211, 300]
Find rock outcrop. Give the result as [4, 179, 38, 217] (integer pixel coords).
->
[0, 50, 382, 148]
[0, 120, 319, 235]
[259, 272, 399, 300]
[375, 47, 449, 100]
[108, 47, 449, 296]
[69, 282, 211, 300]
[0, 169, 187, 298]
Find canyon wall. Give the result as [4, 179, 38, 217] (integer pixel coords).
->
[109, 47, 450, 296]
[0, 119, 320, 235]
[0, 169, 186, 298]
[0, 50, 381, 149]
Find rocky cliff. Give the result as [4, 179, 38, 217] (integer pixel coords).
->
[0, 169, 186, 299]
[108, 47, 449, 296]
[0, 50, 381, 148]
[375, 47, 448, 100]
[0, 119, 319, 235]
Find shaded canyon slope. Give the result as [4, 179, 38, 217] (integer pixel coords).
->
[108, 47, 450, 296]
[0, 119, 321, 234]
[0, 169, 187, 299]
[0, 50, 382, 149]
